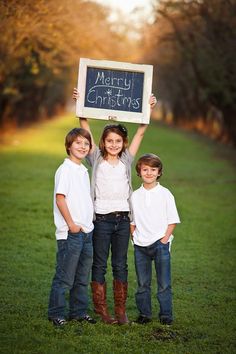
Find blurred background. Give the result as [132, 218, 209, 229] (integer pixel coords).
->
[1, 0, 236, 145]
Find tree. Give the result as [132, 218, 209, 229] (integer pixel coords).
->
[141, 0, 236, 144]
[0, 0, 134, 128]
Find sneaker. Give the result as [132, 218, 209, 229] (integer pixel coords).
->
[135, 315, 152, 324]
[70, 315, 97, 324]
[160, 317, 173, 325]
[49, 318, 67, 327]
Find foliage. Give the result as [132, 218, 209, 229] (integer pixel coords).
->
[0, 0, 133, 129]
[0, 115, 236, 353]
[141, 0, 236, 144]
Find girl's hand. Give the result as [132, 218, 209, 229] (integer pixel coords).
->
[149, 94, 157, 110]
[72, 88, 79, 101]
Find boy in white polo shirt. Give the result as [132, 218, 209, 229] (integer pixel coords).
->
[130, 153, 180, 325]
[48, 128, 96, 326]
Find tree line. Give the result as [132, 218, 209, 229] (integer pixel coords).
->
[141, 0, 236, 144]
[0, 0, 133, 131]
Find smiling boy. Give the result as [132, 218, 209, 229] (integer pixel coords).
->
[48, 128, 96, 326]
[130, 153, 180, 325]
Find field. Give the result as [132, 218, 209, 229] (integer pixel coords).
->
[0, 114, 235, 353]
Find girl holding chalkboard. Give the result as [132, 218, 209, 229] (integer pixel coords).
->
[73, 88, 156, 324]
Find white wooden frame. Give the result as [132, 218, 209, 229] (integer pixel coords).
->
[76, 58, 153, 124]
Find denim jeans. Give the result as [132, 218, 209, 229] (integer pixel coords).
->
[48, 231, 93, 319]
[134, 239, 172, 321]
[92, 213, 130, 283]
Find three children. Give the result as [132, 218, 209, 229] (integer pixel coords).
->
[48, 99, 180, 327]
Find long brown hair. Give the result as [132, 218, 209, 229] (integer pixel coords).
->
[99, 124, 128, 158]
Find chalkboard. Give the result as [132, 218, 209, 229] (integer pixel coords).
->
[76, 58, 153, 124]
[84, 67, 144, 112]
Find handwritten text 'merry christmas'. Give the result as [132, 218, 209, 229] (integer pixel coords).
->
[86, 70, 141, 110]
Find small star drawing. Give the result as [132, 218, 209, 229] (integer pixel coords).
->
[106, 89, 112, 96]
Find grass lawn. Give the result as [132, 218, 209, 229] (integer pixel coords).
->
[0, 114, 236, 354]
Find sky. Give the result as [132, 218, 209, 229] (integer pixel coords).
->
[92, 0, 155, 35]
[93, 0, 153, 14]
[92, 0, 154, 19]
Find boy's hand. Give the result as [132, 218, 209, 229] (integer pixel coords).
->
[72, 88, 79, 101]
[69, 223, 83, 233]
[149, 94, 157, 110]
[130, 224, 136, 237]
[160, 235, 169, 244]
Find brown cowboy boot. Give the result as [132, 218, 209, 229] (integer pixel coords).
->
[113, 279, 129, 324]
[91, 281, 117, 324]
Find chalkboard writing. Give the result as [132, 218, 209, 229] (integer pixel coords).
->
[84, 68, 144, 112]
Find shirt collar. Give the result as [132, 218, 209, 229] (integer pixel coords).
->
[64, 158, 87, 171]
[141, 182, 160, 192]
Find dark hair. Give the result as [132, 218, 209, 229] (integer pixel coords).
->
[136, 153, 163, 180]
[99, 124, 128, 158]
[65, 128, 92, 155]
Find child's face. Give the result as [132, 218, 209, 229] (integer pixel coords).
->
[104, 132, 124, 157]
[68, 136, 90, 163]
[140, 164, 160, 185]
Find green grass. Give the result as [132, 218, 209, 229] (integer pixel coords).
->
[0, 114, 236, 354]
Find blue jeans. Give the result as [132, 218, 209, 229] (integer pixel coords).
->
[92, 213, 130, 283]
[134, 239, 172, 321]
[48, 231, 93, 319]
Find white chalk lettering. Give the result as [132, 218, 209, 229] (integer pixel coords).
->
[95, 71, 105, 85]
[94, 71, 131, 91]
[86, 70, 142, 111]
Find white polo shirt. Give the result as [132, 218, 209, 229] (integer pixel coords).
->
[131, 183, 180, 247]
[53, 158, 94, 240]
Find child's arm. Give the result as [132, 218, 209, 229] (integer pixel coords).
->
[56, 194, 82, 233]
[128, 94, 157, 157]
[73, 88, 96, 153]
[160, 223, 177, 244]
[128, 124, 148, 157]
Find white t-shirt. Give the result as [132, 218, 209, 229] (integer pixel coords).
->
[131, 183, 180, 247]
[53, 158, 94, 240]
[94, 160, 129, 214]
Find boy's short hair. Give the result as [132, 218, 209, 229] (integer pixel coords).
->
[136, 153, 163, 180]
[65, 128, 92, 155]
[99, 124, 128, 158]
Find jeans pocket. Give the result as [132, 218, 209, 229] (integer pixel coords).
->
[95, 214, 106, 222]
[68, 230, 83, 236]
[122, 215, 130, 222]
[160, 240, 169, 246]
